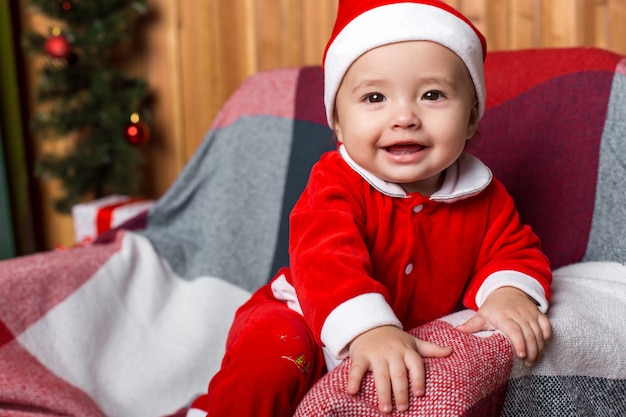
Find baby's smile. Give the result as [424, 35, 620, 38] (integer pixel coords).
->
[385, 143, 426, 154]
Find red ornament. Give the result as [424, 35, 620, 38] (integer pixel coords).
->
[125, 117, 150, 146]
[44, 34, 71, 59]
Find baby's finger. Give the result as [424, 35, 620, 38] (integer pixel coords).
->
[372, 366, 393, 414]
[524, 319, 549, 365]
[405, 350, 426, 397]
[414, 338, 454, 360]
[456, 313, 487, 334]
[347, 357, 369, 395]
[500, 320, 527, 360]
[539, 314, 552, 341]
[521, 323, 540, 365]
[389, 359, 410, 412]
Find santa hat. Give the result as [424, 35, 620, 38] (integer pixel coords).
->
[323, 0, 487, 127]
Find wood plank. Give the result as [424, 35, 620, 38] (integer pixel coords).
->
[144, 0, 186, 195]
[541, 0, 580, 47]
[302, 0, 336, 65]
[198, 0, 257, 153]
[178, 0, 214, 161]
[442, 0, 461, 9]
[457, 0, 488, 37]
[577, 0, 599, 46]
[280, 0, 305, 68]
[608, 0, 626, 54]
[485, 0, 511, 51]
[510, 0, 538, 49]
[257, 0, 287, 69]
[593, 0, 609, 49]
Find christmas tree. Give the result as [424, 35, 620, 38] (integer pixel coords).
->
[23, 0, 151, 213]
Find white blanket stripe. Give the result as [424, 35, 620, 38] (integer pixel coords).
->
[16, 232, 251, 417]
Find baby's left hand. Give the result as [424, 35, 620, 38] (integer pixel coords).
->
[456, 287, 552, 366]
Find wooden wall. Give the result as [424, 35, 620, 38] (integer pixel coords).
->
[20, 0, 626, 250]
[154, 0, 626, 180]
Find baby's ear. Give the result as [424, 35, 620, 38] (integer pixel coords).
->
[333, 116, 344, 144]
[466, 100, 480, 139]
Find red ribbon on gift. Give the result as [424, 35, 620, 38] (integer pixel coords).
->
[96, 198, 142, 235]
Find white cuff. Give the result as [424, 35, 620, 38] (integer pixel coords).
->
[475, 270, 549, 313]
[321, 293, 402, 360]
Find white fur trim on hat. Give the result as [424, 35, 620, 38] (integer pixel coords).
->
[323, 2, 486, 128]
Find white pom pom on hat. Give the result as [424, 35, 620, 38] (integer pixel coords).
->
[323, 0, 487, 128]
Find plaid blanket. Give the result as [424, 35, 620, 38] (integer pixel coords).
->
[294, 263, 626, 417]
[1, 47, 625, 416]
[0, 232, 251, 416]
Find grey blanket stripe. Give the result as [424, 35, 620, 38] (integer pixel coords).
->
[141, 116, 293, 291]
[503, 375, 626, 417]
[584, 67, 626, 264]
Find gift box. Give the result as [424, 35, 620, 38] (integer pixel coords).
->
[72, 195, 154, 245]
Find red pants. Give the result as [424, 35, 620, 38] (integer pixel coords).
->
[189, 283, 326, 417]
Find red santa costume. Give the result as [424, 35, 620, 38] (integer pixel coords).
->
[274, 146, 551, 370]
[188, 1, 552, 416]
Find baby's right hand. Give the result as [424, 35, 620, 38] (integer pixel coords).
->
[347, 325, 453, 414]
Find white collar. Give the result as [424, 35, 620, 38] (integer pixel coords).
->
[338, 145, 492, 202]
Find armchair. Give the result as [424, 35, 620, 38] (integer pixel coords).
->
[1, 47, 625, 416]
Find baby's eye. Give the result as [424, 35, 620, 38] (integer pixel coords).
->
[423, 91, 445, 101]
[364, 93, 385, 103]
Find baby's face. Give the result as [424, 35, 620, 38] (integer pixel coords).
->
[333, 41, 479, 196]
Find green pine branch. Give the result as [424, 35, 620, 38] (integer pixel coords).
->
[24, 0, 150, 213]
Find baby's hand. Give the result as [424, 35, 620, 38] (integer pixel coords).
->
[456, 287, 552, 366]
[347, 325, 452, 414]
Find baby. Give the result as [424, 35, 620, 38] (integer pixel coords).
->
[189, 1, 552, 416]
